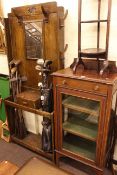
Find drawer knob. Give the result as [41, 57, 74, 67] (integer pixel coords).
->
[62, 80, 67, 85]
[94, 85, 99, 91]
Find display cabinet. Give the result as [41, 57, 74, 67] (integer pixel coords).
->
[52, 66, 117, 175]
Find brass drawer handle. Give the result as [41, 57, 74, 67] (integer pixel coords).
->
[94, 85, 99, 91]
[62, 80, 67, 85]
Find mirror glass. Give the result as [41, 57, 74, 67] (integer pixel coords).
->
[25, 21, 43, 60]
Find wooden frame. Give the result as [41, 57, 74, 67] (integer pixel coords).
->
[56, 87, 106, 166]
[0, 17, 6, 53]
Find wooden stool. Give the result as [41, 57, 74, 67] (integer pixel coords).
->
[0, 160, 19, 175]
[15, 157, 71, 175]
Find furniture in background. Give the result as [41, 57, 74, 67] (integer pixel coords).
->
[52, 62, 117, 175]
[72, 0, 112, 73]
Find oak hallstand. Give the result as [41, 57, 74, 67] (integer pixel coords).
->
[4, 1, 65, 161]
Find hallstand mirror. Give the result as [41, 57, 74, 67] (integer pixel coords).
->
[24, 20, 43, 60]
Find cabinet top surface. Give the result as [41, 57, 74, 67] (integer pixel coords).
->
[52, 67, 117, 85]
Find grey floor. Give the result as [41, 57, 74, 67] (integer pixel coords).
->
[0, 139, 111, 175]
[0, 139, 38, 168]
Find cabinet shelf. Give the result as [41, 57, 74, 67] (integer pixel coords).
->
[63, 134, 96, 161]
[80, 48, 106, 58]
[63, 115, 98, 142]
[62, 96, 99, 117]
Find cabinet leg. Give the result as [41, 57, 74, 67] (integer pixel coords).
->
[95, 170, 103, 175]
[96, 173, 102, 175]
[55, 152, 61, 166]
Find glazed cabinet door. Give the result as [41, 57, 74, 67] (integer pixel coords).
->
[56, 87, 106, 166]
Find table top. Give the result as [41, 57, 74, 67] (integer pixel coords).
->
[52, 67, 117, 85]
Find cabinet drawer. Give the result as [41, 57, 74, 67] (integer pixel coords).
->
[16, 90, 41, 109]
[16, 98, 40, 109]
[55, 77, 108, 95]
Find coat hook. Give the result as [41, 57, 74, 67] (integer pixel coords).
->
[41, 5, 49, 22]
[12, 9, 23, 24]
[63, 10, 68, 21]
[64, 44, 68, 53]
[59, 10, 68, 28]
[60, 44, 68, 58]
[59, 44, 68, 68]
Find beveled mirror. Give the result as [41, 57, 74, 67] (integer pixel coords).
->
[24, 21, 43, 60]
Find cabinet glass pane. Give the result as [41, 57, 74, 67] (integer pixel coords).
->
[63, 133, 96, 160]
[62, 94, 100, 160]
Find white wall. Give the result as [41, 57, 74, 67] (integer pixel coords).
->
[2, 0, 117, 67]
